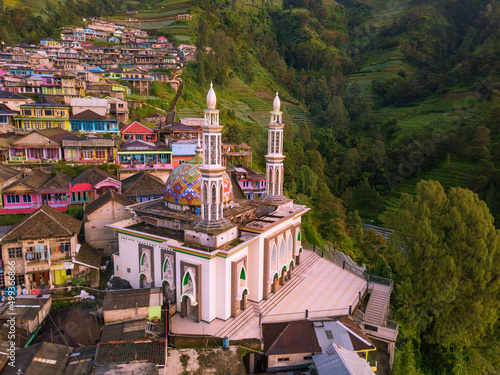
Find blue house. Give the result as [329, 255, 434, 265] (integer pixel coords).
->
[9, 67, 34, 77]
[70, 110, 119, 133]
[109, 37, 121, 44]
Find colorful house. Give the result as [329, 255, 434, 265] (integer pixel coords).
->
[14, 96, 70, 131]
[170, 139, 197, 168]
[234, 165, 266, 200]
[8, 128, 69, 162]
[62, 136, 117, 164]
[70, 110, 119, 133]
[0, 104, 17, 133]
[0, 205, 81, 292]
[0, 164, 22, 208]
[40, 39, 61, 48]
[121, 171, 165, 203]
[1, 171, 72, 213]
[120, 121, 157, 142]
[70, 166, 121, 204]
[117, 140, 172, 170]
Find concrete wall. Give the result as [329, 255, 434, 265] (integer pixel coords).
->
[85, 200, 134, 255]
[103, 306, 149, 324]
[267, 352, 314, 370]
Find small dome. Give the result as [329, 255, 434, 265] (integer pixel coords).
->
[207, 82, 217, 109]
[164, 153, 233, 206]
[273, 92, 281, 112]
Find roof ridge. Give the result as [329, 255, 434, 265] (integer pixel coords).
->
[40, 205, 72, 236]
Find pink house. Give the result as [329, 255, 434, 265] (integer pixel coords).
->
[120, 121, 158, 142]
[69, 166, 121, 204]
[1, 171, 72, 214]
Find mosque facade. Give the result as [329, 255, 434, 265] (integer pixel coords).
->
[109, 86, 309, 323]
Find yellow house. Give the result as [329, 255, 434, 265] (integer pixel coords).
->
[14, 96, 71, 131]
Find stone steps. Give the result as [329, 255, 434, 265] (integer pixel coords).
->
[214, 251, 320, 339]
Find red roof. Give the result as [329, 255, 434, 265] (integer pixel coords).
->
[120, 121, 155, 134]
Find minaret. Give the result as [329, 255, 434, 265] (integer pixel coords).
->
[263, 92, 287, 204]
[194, 83, 231, 230]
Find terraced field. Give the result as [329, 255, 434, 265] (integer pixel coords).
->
[283, 104, 312, 133]
[381, 160, 477, 216]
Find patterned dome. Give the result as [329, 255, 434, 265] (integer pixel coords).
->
[164, 154, 233, 206]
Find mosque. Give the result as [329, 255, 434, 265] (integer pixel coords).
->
[109, 85, 311, 323]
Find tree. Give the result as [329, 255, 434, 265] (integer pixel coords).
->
[387, 180, 500, 347]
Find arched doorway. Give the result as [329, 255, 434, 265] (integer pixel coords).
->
[240, 289, 248, 311]
[181, 295, 198, 319]
[271, 273, 279, 293]
[140, 273, 150, 288]
[280, 265, 287, 285]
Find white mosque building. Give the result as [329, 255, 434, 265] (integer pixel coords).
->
[109, 86, 311, 323]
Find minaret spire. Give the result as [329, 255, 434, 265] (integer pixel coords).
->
[193, 84, 231, 230]
[262, 92, 287, 204]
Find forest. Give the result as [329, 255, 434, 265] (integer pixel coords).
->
[2, 0, 499, 373]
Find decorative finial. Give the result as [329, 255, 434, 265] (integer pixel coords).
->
[195, 132, 202, 153]
[273, 91, 281, 112]
[207, 82, 216, 109]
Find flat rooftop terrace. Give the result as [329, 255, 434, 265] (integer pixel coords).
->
[171, 250, 367, 340]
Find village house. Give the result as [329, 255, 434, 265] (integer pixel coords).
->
[0, 295, 51, 347]
[0, 164, 22, 207]
[170, 139, 197, 168]
[0, 104, 17, 133]
[0, 205, 81, 292]
[121, 171, 165, 203]
[69, 166, 121, 205]
[7, 128, 71, 163]
[62, 135, 117, 163]
[102, 288, 163, 324]
[72, 244, 102, 288]
[117, 140, 172, 172]
[106, 96, 129, 123]
[120, 121, 158, 142]
[86, 79, 127, 100]
[14, 96, 71, 132]
[84, 190, 134, 255]
[71, 96, 108, 116]
[1, 171, 72, 213]
[234, 165, 266, 200]
[70, 110, 119, 133]
[0, 90, 31, 111]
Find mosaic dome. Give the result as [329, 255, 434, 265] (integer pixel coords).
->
[164, 154, 233, 206]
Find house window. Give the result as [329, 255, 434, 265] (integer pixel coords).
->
[303, 356, 312, 360]
[277, 358, 290, 362]
[46, 148, 58, 159]
[6, 195, 20, 204]
[127, 268, 131, 273]
[23, 109, 32, 116]
[15, 274, 24, 286]
[45, 109, 53, 116]
[82, 149, 93, 159]
[95, 148, 106, 159]
[60, 242, 71, 253]
[8, 247, 22, 258]
[22, 195, 32, 203]
[66, 269, 72, 276]
[35, 109, 42, 117]
[34, 121, 42, 130]
[325, 330, 333, 340]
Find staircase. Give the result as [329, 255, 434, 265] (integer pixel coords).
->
[214, 252, 321, 339]
[363, 283, 392, 327]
